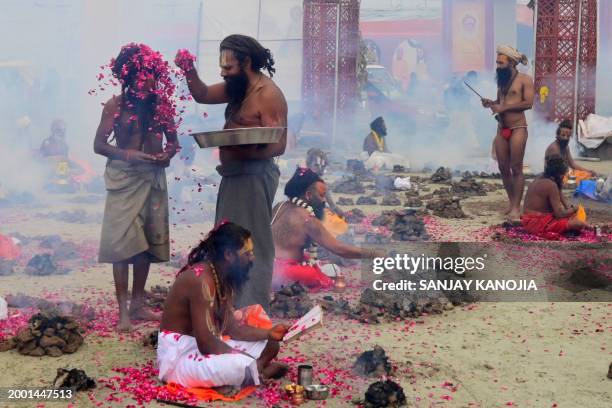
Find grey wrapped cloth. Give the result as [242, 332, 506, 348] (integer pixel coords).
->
[99, 159, 169, 263]
[215, 159, 280, 311]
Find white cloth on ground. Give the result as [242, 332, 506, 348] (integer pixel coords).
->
[364, 152, 410, 170]
[157, 331, 267, 388]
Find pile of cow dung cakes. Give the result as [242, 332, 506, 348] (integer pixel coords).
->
[145, 285, 169, 309]
[430, 167, 452, 183]
[426, 196, 467, 218]
[450, 177, 493, 197]
[380, 194, 402, 206]
[24, 254, 67, 276]
[337, 197, 355, 206]
[363, 380, 407, 407]
[0, 311, 84, 357]
[353, 346, 394, 377]
[345, 208, 366, 224]
[357, 196, 378, 205]
[270, 282, 314, 319]
[372, 209, 430, 241]
[332, 177, 366, 194]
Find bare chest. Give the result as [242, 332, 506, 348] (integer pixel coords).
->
[501, 79, 523, 103]
[225, 100, 262, 128]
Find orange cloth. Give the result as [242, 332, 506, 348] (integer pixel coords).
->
[233, 304, 273, 330]
[164, 305, 271, 402]
[165, 382, 256, 402]
[575, 204, 587, 222]
[521, 212, 570, 235]
[322, 208, 348, 237]
[273, 258, 334, 290]
[0, 234, 20, 260]
[563, 169, 593, 185]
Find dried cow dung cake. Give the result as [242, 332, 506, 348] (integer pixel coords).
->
[332, 177, 366, 194]
[337, 197, 354, 206]
[364, 380, 406, 407]
[357, 196, 378, 205]
[3, 311, 84, 357]
[53, 368, 96, 391]
[25, 254, 60, 276]
[353, 346, 394, 377]
[270, 282, 314, 319]
[430, 167, 452, 183]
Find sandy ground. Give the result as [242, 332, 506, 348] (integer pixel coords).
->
[0, 161, 611, 408]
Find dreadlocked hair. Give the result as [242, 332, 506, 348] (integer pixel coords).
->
[110, 43, 158, 134]
[220, 34, 276, 77]
[544, 154, 568, 189]
[556, 119, 572, 136]
[180, 223, 251, 272]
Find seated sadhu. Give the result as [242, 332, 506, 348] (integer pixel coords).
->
[271, 168, 382, 289]
[545, 119, 598, 184]
[522, 155, 589, 236]
[363, 116, 389, 157]
[305, 148, 347, 236]
[158, 222, 289, 392]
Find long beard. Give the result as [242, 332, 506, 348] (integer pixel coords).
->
[557, 138, 569, 151]
[311, 200, 326, 220]
[496, 67, 513, 88]
[223, 261, 252, 292]
[125, 91, 156, 131]
[224, 71, 249, 104]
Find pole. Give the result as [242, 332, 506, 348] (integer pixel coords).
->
[194, 0, 203, 116]
[532, 0, 537, 79]
[573, 0, 583, 140]
[256, 0, 262, 39]
[332, 2, 340, 147]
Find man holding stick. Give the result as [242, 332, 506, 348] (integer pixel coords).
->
[479, 45, 534, 220]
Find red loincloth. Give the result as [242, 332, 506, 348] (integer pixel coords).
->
[273, 258, 334, 290]
[501, 128, 513, 140]
[521, 212, 571, 235]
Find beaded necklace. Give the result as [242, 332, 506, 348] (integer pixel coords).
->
[208, 262, 230, 336]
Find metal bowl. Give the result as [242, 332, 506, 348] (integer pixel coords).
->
[304, 384, 329, 400]
[191, 127, 285, 148]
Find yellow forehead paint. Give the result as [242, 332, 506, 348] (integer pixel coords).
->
[220, 50, 231, 67]
[238, 239, 254, 256]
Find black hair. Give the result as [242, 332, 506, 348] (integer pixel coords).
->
[182, 222, 251, 269]
[284, 167, 323, 199]
[544, 154, 568, 189]
[556, 119, 573, 136]
[220, 34, 276, 77]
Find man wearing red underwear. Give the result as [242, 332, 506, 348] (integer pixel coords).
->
[482, 45, 534, 221]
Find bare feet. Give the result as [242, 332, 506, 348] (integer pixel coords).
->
[261, 362, 289, 380]
[128, 307, 161, 322]
[117, 311, 132, 332]
[506, 209, 521, 222]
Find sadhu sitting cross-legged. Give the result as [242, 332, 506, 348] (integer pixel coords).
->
[158, 222, 289, 395]
[521, 155, 590, 237]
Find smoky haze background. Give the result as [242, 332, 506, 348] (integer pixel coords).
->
[0, 0, 610, 199]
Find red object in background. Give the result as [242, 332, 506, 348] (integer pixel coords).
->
[0, 234, 20, 260]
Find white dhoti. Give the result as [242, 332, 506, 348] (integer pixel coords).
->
[157, 331, 268, 388]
